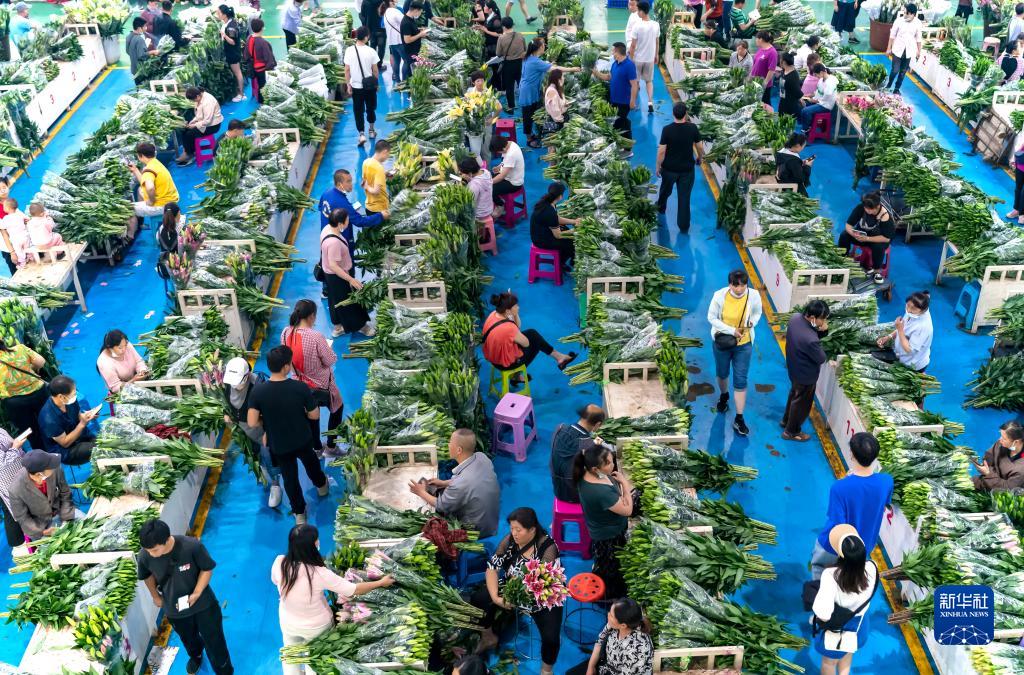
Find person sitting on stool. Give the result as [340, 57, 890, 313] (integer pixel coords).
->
[530, 182, 578, 267]
[873, 291, 932, 372]
[37, 375, 97, 466]
[481, 290, 577, 387]
[8, 451, 80, 543]
[551, 404, 606, 503]
[837, 190, 893, 284]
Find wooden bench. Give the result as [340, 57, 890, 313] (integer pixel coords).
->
[12, 243, 88, 312]
[653, 646, 743, 674]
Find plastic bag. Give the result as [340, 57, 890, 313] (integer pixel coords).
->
[118, 384, 179, 410]
[91, 515, 134, 551]
[114, 403, 173, 428]
[99, 417, 166, 451]
[124, 463, 157, 497]
[79, 563, 114, 598]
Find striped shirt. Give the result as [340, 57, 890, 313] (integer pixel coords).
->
[280, 326, 342, 412]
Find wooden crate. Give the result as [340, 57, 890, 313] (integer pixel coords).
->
[394, 233, 430, 248]
[613, 434, 689, 453]
[654, 646, 743, 674]
[586, 276, 644, 302]
[133, 378, 204, 398]
[49, 550, 135, 570]
[602, 362, 671, 419]
[149, 79, 180, 95]
[550, 14, 576, 32]
[387, 281, 447, 313]
[176, 288, 250, 349]
[968, 265, 1024, 333]
[362, 444, 438, 512]
[81, 237, 124, 267]
[95, 455, 173, 472]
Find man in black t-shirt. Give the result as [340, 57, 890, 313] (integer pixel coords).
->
[400, 2, 429, 80]
[247, 345, 329, 524]
[137, 519, 233, 675]
[656, 101, 704, 233]
[838, 190, 894, 283]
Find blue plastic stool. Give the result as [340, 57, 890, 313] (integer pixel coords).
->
[954, 280, 982, 330]
[449, 540, 495, 588]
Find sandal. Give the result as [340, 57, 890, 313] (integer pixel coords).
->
[782, 431, 811, 442]
[557, 351, 579, 371]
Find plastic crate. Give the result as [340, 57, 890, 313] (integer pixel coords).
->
[607, 0, 629, 7]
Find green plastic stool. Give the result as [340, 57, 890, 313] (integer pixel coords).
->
[488, 364, 530, 397]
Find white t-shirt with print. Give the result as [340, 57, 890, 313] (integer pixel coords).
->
[344, 44, 378, 89]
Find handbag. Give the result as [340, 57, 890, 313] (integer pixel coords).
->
[283, 328, 331, 404]
[354, 45, 378, 91]
[811, 563, 879, 654]
[314, 234, 343, 282]
[713, 291, 749, 351]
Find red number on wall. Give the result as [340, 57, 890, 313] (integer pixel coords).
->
[49, 94, 54, 105]
[947, 77, 952, 87]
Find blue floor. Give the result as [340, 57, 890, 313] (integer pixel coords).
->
[2, 51, 1019, 675]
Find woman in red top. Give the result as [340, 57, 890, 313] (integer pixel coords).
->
[281, 300, 344, 455]
[482, 291, 576, 384]
[244, 18, 277, 104]
[702, 0, 723, 26]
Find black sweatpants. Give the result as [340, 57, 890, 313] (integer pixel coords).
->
[838, 230, 888, 271]
[62, 440, 94, 466]
[502, 58, 523, 111]
[2, 498, 24, 547]
[351, 87, 378, 133]
[613, 103, 632, 140]
[782, 381, 816, 436]
[284, 30, 296, 49]
[169, 602, 234, 674]
[522, 101, 542, 138]
[309, 405, 345, 451]
[253, 71, 267, 104]
[275, 445, 327, 516]
[510, 328, 554, 368]
[492, 178, 521, 203]
[2, 251, 15, 275]
[657, 168, 696, 232]
[469, 585, 564, 666]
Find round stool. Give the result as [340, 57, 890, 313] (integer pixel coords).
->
[564, 573, 606, 648]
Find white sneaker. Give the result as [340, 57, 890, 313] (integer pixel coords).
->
[268, 482, 282, 508]
[358, 323, 376, 336]
[358, 133, 367, 145]
[332, 325, 346, 337]
[232, 94, 246, 103]
[294, 511, 307, 525]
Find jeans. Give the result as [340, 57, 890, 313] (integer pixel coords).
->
[798, 103, 829, 131]
[502, 58, 523, 110]
[721, 0, 733, 38]
[838, 230, 889, 272]
[280, 620, 333, 675]
[613, 103, 632, 140]
[275, 445, 327, 516]
[351, 87, 378, 133]
[712, 341, 752, 391]
[469, 585, 564, 666]
[508, 328, 554, 368]
[402, 48, 418, 81]
[389, 44, 405, 82]
[887, 52, 912, 92]
[810, 539, 839, 581]
[258, 443, 281, 481]
[169, 602, 234, 674]
[657, 168, 696, 231]
[782, 381, 816, 435]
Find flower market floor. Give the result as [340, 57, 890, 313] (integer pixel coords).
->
[0, 10, 1016, 675]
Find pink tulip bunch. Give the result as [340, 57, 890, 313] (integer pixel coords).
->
[521, 559, 569, 609]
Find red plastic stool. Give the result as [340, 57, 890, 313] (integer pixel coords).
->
[477, 216, 498, 255]
[564, 573, 606, 647]
[528, 245, 562, 285]
[194, 133, 218, 168]
[806, 112, 832, 144]
[495, 118, 517, 144]
[552, 497, 592, 558]
[499, 186, 528, 228]
[851, 244, 891, 278]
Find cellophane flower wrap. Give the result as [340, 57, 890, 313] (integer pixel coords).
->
[504, 559, 569, 611]
[448, 89, 501, 135]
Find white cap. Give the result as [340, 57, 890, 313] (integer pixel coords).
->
[222, 357, 250, 386]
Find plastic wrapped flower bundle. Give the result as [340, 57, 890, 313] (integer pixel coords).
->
[595, 407, 691, 442]
[332, 495, 481, 553]
[748, 217, 862, 279]
[620, 438, 757, 495]
[137, 308, 248, 379]
[639, 478, 777, 546]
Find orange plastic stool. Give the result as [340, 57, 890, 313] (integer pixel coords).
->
[478, 216, 498, 255]
[568, 573, 606, 603]
[565, 573, 606, 647]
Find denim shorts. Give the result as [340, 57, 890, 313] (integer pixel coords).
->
[712, 340, 752, 390]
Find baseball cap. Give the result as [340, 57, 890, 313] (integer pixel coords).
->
[222, 357, 251, 387]
[21, 451, 60, 474]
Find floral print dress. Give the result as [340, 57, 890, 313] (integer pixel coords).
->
[598, 626, 654, 675]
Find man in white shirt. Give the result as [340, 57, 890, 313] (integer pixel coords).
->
[488, 136, 524, 217]
[885, 2, 923, 95]
[383, 3, 406, 82]
[1010, 2, 1024, 44]
[629, 1, 661, 114]
[624, 0, 640, 50]
[794, 35, 819, 70]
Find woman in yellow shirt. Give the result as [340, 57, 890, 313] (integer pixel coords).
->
[707, 270, 763, 437]
[0, 339, 49, 447]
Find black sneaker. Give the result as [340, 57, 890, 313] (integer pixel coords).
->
[716, 394, 729, 413]
[186, 657, 202, 675]
[733, 416, 749, 436]
[848, 35, 860, 44]
[648, 103, 654, 113]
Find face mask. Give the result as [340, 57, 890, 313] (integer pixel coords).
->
[903, 312, 918, 322]
[65, 394, 77, 405]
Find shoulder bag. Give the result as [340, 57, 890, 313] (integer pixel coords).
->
[812, 563, 879, 654]
[481, 317, 512, 344]
[354, 45, 378, 91]
[713, 291, 749, 351]
[314, 234, 343, 282]
[0, 351, 48, 386]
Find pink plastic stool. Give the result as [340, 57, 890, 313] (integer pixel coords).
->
[528, 245, 562, 285]
[492, 392, 536, 462]
[806, 112, 832, 144]
[552, 498, 592, 558]
[478, 216, 498, 255]
[499, 186, 528, 228]
[194, 133, 218, 168]
[495, 118, 517, 144]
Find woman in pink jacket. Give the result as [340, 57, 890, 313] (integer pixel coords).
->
[271, 525, 394, 675]
[96, 329, 148, 394]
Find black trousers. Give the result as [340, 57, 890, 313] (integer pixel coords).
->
[887, 52, 912, 92]
[1015, 168, 1024, 214]
[2, 386, 49, 451]
[351, 87, 378, 132]
[522, 101, 542, 138]
[2, 498, 24, 547]
[62, 440, 94, 466]
[954, 4, 973, 18]
[492, 178, 521, 202]
[502, 58, 523, 110]
[613, 103, 632, 140]
[371, 28, 386, 64]
[590, 532, 628, 601]
[782, 381, 816, 435]
[182, 122, 222, 153]
[275, 445, 327, 515]
[534, 236, 575, 265]
[469, 585, 564, 665]
[169, 602, 234, 674]
[657, 169, 696, 232]
[309, 405, 345, 450]
[2, 250, 15, 275]
[284, 30, 296, 48]
[325, 272, 370, 333]
[253, 70, 267, 104]
[509, 328, 554, 368]
[838, 231, 888, 271]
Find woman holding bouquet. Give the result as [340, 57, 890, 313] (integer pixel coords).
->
[470, 507, 564, 674]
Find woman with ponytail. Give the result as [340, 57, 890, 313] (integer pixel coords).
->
[519, 38, 579, 147]
[321, 208, 374, 337]
[280, 300, 344, 455]
[811, 525, 878, 674]
[530, 182, 577, 265]
[481, 290, 577, 385]
[567, 597, 653, 674]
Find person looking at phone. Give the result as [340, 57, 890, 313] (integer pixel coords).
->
[837, 190, 893, 284]
[37, 375, 96, 465]
[480, 290, 578, 387]
[128, 142, 179, 241]
[8, 450, 79, 542]
[774, 132, 813, 196]
[972, 421, 1024, 492]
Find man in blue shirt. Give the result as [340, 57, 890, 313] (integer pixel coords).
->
[38, 375, 98, 466]
[318, 169, 387, 246]
[592, 42, 638, 148]
[811, 432, 893, 579]
[10, 3, 37, 49]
